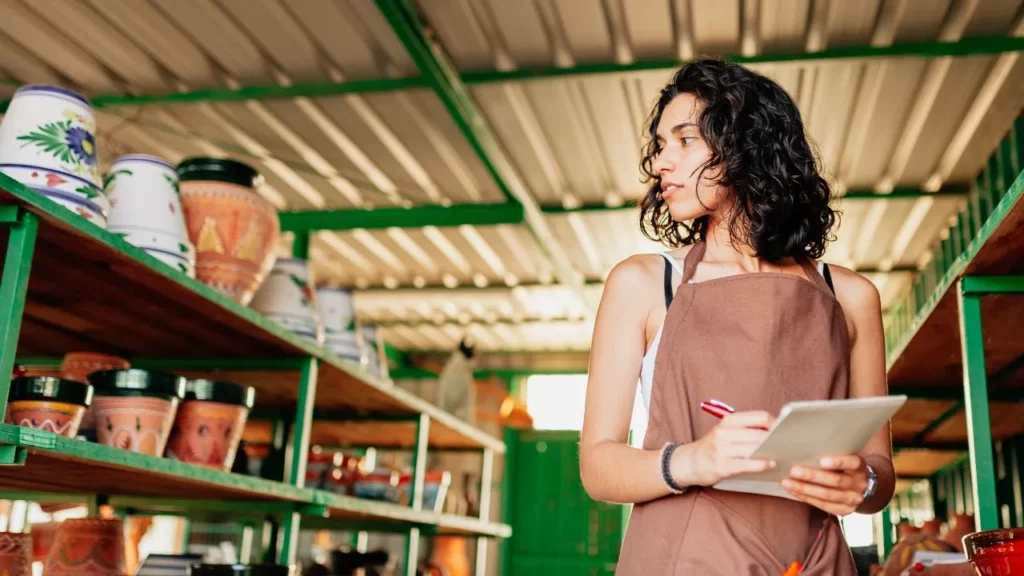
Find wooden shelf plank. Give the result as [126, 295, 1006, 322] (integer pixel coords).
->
[0, 174, 503, 453]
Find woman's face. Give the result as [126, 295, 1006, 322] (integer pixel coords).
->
[652, 93, 729, 222]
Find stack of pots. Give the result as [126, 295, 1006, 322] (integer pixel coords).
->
[105, 155, 196, 278]
[164, 379, 255, 471]
[177, 158, 280, 305]
[87, 369, 186, 456]
[0, 85, 110, 227]
[316, 287, 363, 362]
[44, 518, 126, 575]
[5, 376, 93, 438]
[249, 258, 324, 344]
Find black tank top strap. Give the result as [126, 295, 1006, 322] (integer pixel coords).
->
[822, 262, 835, 294]
[663, 255, 674, 308]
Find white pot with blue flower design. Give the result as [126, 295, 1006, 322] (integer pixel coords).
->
[0, 85, 109, 226]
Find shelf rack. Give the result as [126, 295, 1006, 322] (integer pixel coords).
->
[0, 171, 510, 571]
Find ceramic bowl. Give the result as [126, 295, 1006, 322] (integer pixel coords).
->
[7, 376, 93, 438]
[105, 154, 188, 242]
[0, 531, 31, 576]
[249, 258, 323, 343]
[964, 528, 1024, 576]
[189, 565, 296, 576]
[165, 379, 255, 471]
[44, 517, 126, 576]
[88, 369, 186, 456]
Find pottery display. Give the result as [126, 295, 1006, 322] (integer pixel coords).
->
[44, 517, 126, 575]
[316, 287, 363, 362]
[6, 376, 93, 438]
[353, 468, 400, 502]
[59, 352, 130, 441]
[396, 470, 451, 512]
[0, 85, 109, 227]
[164, 379, 255, 471]
[249, 258, 323, 343]
[360, 324, 388, 380]
[189, 564, 296, 576]
[964, 528, 1024, 576]
[88, 369, 185, 456]
[177, 157, 279, 305]
[0, 531, 31, 576]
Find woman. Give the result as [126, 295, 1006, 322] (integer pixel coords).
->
[579, 59, 896, 575]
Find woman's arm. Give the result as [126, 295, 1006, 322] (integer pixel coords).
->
[580, 256, 776, 504]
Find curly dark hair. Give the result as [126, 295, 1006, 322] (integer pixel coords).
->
[639, 59, 837, 262]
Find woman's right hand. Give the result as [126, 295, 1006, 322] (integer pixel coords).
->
[672, 411, 777, 487]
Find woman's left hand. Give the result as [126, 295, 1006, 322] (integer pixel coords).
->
[781, 454, 869, 515]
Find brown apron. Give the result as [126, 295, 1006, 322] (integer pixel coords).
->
[617, 241, 858, 575]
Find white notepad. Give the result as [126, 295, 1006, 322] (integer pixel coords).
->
[713, 395, 908, 500]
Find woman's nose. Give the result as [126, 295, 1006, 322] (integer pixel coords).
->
[653, 150, 674, 174]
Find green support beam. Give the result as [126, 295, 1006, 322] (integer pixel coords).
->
[0, 209, 37, 417]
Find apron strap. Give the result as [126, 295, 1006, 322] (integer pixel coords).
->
[681, 241, 706, 284]
[797, 256, 832, 292]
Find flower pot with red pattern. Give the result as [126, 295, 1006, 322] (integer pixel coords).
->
[964, 528, 1024, 576]
[44, 518, 126, 575]
[6, 376, 92, 437]
[59, 352, 131, 441]
[164, 379, 255, 471]
[87, 369, 185, 456]
[0, 531, 31, 576]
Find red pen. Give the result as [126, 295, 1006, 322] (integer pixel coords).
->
[700, 399, 735, 419]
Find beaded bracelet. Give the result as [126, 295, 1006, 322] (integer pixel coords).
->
[661, 442, 686, 494]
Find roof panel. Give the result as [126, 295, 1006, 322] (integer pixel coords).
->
[622, 0, 676, 60]
[691, 0, 741, 53]
[217, 0, 325, 82]
[825, 0, 881, 47]
[482, 0, 551, 68]
[281, 0, 384, 79]
[347, 0, 418, 75]
[580, 76, 646, 199]
[966, 0, 1024, 35]
[894, 0, 954, 42]
[759, 0, 811, 53]
[417, 0, 496, 70]
[551, 0, 615, 64]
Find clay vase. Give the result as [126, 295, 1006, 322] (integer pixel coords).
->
[964, 528, 1024, 576]
[177, 157, 279, 305]
[316, 287, 363, 362]
[0, 85, 109, 227]
[44, 518, 126, 575]
[87, 369, 185, 456]
[0, 532, 31, 576]
[59, 352, 130, 441]
[164, 379, 255, 471]
[249, 258, 324, 344]
[6, 376, 93, 437]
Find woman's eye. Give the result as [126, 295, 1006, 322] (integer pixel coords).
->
[680, 137, 694, 145]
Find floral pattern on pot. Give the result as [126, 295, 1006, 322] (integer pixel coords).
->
[44, 518, 126, 576]
[179, 180, 279, 305]
[0, 532, 31, 576]
[105, 155, 189, 246]
[165, 400, 250, 471]
[92, 396, 178, 456]
[7, 400, 85, 438]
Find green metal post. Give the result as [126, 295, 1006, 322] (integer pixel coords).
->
[0, 210, 38, 416]
[500, 427, 517, 576]
[278, 357, 319, 564]
[405, 413, 430, 576]
[957, 280, 999, 530]
[476, 448, 495, 576]
[879, 507, 895, 562]
[292, 231, 310, 260]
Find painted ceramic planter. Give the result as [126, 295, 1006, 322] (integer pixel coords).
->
[189, 564, 296, 576]
[178, 157, 279, 305]
[6, 376, 93, 438]
[316, 287, 363, 362]
[44, 518, 126, 575]
[88, 369, 185, 456]
[111, 227, 196, 277]
[250, 258, 323, 343]
[964, 528, 1024, 576]
[59, 352, 130, 440]
[0, 532, 31, 576]
[105, 154, 188, 240]
[165, 379, 255, 471]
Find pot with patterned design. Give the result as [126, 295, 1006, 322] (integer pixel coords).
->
[44, 517, 126, 576]
[249, 258, 324, 344]
[0, 85, 110, 227]
[316, 287, 363, 363]
[164, 379, 255, 471]
[0, 531, 32, 576]
[59, 352, 130, 441]
[6, 376, 93, 438]
[177, 157, 279, 305]
[87, 369, 185, 456]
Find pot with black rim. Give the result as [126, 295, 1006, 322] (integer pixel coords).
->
[87, 369, 185, 456]
[164, 379, 256, 471]
[7, 376, 93, 438]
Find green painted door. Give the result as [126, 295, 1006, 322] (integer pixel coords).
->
[508, 430, 622, 576]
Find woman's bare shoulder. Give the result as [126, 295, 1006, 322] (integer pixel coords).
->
[826, 264, 882, 314]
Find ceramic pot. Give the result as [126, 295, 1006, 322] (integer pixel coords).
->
[6, 376, 93, 438]
[105, 155, 188, 238]
[964, 528, 1024, 576]
[112, 227, 196, 278]
[59, 353, 130, 441]
[249, 258, 323, 343]
[44, 518, 126, 575]
[88, 369, 185, 456]
[316, 287, 363, 362]
[0, 531, 31, 576]
[189, 564, 296, 576]
[359, 324, 388, 379]
[164, 379, 255, 471]
[30, 522, 58, 562]
[0, 85, 108, 227]
[177, 158, 279, 305]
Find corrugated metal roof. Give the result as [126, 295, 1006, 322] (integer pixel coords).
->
[0, 0, 1021, 357]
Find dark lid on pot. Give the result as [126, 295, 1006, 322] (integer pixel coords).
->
[87, 369, 186, 399]
[177, 157, 260, 188]
[189, 564, 296, 576]
[9, 376, 93, 407]
[185, 379, 256, 409]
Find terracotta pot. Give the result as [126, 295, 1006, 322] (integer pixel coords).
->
[6, 376, 93, 437]
[0, 85, 109, 227]
[0, 532, 31, 576]
[44, 518, 126, 575]
[964, 528, 1024, 576]
[88, 369, 185, 456]
[189, 564, 296, 576]
[59, 353, 131, 440]
[30, 522, 59, 562]
[177, 157, 279, 305]
[164, 379, 255, 471]
[250, 258, 323, 343]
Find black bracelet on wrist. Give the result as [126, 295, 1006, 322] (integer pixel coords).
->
[661, 442, 686, 494]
